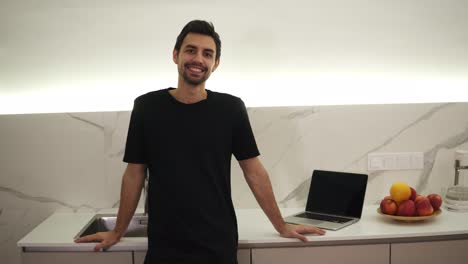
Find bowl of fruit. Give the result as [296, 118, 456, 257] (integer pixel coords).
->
[378, 182, 443, 221]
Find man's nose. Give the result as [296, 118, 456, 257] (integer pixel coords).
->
[192, 51, 203, 63]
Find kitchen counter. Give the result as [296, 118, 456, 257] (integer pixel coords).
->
[17, 206, 468, 252]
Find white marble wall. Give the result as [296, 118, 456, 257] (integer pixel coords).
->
[2, 102, 468, 263]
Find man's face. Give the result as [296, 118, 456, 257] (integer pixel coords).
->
[173, 33, 220, 86]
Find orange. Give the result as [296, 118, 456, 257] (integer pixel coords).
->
[390, 182, 411, 203]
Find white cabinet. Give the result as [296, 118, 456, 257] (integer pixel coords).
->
[133, 249, 251, 264]
[134, 251, 146, 264]
[391, 239, 468, 264]
[252, 244, 390, 264]
[21, 239, 468, 264]
[21, 252, 132, 264]
[237, 249, 251, 264]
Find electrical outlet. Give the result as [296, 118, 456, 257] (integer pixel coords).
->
[368, 152, 424, 171]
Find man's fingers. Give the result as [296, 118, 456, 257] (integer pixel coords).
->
[294, 232, 308, 242]
[280, 224, 326, 243]
[75, 234, 101, 243]
[316, 228, 326, 235]
[298, 225, 326, 235]
[96, 238, 119, 252]
[94, 242, 107, 252]
[308, 226, 326, 235]
[74, 231, 119, 252]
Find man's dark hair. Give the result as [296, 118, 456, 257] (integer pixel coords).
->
[174, 20, 221, 61]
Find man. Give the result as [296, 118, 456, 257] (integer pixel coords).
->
[76, 20, 325, 263]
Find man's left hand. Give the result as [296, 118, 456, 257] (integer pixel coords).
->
[279, 223, 326, 242]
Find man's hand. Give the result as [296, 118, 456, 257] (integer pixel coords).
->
[74, 230, 122, 252]
[278, 223, 326, 242]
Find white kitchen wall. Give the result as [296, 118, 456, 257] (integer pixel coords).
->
[1, 0, 468, 114]
[2, 102, 468, 263]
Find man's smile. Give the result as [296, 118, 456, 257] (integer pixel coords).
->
[185, 64, 206, 74]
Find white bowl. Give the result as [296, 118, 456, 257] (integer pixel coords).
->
[445, 197, 468, 205]
[444, 202, 468, 211]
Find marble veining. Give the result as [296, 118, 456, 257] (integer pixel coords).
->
[255, 120, 274, 140]
[270, 135, 303, 171]
[278, 103, 456, 206]
[0, 186, 97, 213]
[278, 179, 309, 206]
[105, 112, 128, 158]
[3, 102, 468, 264]
[345, 103, 453, 171]
[417, 124, 468, 191]
[67, 113, 104, 130]
[109, 149, 126, 158]
[247, 108, 258, 115]
[283, 107, 319, 120]
[103, 113, 118, 156]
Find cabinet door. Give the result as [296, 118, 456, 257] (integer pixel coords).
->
[391, 239, 468, 264]
[21, 252, 132, 264]
[134, 251, 146, 264]
[252, 244, 389, 264]
[133, 249, 251, 264]
[237, 249, 251, 264]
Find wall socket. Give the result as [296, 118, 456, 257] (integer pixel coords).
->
[368, 152, 424, 171]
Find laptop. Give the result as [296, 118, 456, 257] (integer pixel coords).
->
[284, 170, 368, 231]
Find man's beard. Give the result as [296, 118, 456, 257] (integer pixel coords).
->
[182, 72, 209, 85]
[180, 63, 210, 85]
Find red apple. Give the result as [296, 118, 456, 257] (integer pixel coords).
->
[415, 197, 434, 216]
[397, 200, 416, 216]
[380, 198, 398, 215]
[383, 195, 392, 200]
[414, 195, 425, 204]
[427, 194, 443, 211]
[409, 187, 417, 201]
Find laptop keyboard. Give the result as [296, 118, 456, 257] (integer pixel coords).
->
[296, 212, 353, 223]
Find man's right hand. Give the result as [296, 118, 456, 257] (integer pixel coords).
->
[75, 163, 146, 252]
[74, 230, 122, 252]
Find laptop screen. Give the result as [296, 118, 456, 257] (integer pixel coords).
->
[305, 170, 368, 218]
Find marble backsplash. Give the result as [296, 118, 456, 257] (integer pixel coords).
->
[2, 102, 468, 263]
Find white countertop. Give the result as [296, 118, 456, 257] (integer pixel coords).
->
[17, 206, 468, 252]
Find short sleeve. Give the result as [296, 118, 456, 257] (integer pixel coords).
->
[232, 99, 260, 161]
[123, 97, 147, 164]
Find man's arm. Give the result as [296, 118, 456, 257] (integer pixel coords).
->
[238, 157, 325, 242]
[75, 163, 146, 251]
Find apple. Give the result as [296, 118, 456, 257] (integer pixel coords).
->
[409, 187, 417, 201]
[415, 197, 434, 216]
[414, 195, 425, 204]
[427, 193, 443, 211]
[380, 198, 398, 215]
[383, 196, 392, 201]
[397, 200, 416, 216]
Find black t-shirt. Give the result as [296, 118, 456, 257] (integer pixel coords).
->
[123, 88, 260, 264]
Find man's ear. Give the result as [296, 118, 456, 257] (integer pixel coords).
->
[172, 49, 178, 64]
[212, 59, 220, 72]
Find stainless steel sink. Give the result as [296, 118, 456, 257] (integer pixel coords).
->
[75, 214, 148, 239]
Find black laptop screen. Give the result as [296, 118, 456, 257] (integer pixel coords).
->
[305, 170, 368, 218]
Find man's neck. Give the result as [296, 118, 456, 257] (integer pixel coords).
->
[170, 83, 207, 104]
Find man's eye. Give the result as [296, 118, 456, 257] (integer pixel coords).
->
[186, 49, 195, 53]
[204, 53, 213, 58]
